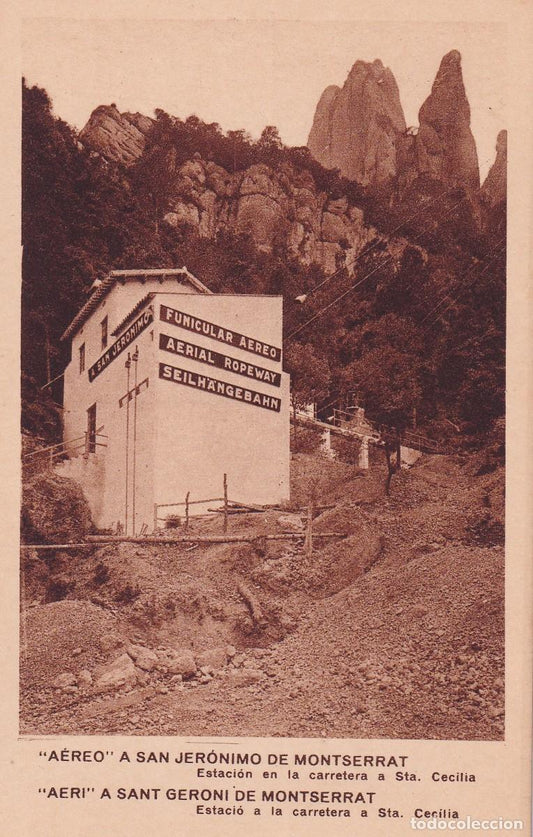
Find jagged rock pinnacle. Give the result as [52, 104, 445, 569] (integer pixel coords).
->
[414, 50, 480, 192]
[307, 59, 406, 186]
[481, 129, 507, 208]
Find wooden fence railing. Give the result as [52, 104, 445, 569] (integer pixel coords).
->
[327, 407, 446, 454]
[22, 431, 108, 472]
[154, 473, 232, 532]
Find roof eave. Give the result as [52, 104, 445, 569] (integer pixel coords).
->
[60, 267, 212, 342]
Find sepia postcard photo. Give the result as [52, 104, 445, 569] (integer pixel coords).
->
[3, 2, 532, 835]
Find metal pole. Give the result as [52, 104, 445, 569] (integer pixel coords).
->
[223, 473, 228, 534]
[124, 353, 131, 535]
[132, 346, 139, 536]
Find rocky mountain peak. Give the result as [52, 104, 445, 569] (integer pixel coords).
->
[481, 129, 507, 208]
[307, 58, 406, 187]
[310, 50, 484, 200]
[414, 50, 480, 193]
[79, 105, 153, 165]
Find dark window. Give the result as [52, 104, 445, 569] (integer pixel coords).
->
[79, 343, 85, 374]
[101, 316, 108, 351]
[87, 403, 96, 454]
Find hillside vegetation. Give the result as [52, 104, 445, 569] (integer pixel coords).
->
[22, 80, 505, 445]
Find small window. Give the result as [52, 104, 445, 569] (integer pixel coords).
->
[101, 316, 108, 351]
[87, 403, 96, 454]
[79, 343, 85, 374]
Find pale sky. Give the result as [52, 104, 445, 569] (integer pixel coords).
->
[22, 19, 507, 179]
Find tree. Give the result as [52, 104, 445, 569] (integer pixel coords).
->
[342, 312, 424, 431]
[22, 79, 505, 447]
[257, 125, 283, 165]
[284, 343, 331, 445]
[22, 80, 170, 436]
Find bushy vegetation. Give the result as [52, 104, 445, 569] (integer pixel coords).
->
[22, 80, 505, 444]
[21, 472, 93, 544]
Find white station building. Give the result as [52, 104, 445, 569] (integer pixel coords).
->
[58, 268, 290, 534]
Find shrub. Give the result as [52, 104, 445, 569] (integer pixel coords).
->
[21, 472, 93, 544]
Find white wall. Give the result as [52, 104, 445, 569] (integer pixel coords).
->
[62, 280, 290, 532]
[153, 293, 290, 516]
[62, 277, 199, 533]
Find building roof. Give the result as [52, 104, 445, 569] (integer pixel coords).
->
[111, 293, 155, 337]
[60, 268, 212, 342]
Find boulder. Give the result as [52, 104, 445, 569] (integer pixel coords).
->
[21, 472, 93, 544]
[411, 50, 480, 193]
[79, 105, 150, 165]
[94, 653, 138, 693]
[52, 672, 77, 689]
[196, 648, 228, 671]
[308, 60, 406, 186]
[127, 645, 159, 672]
[156, 648, 196, 677]
[164, 202, 200, 228]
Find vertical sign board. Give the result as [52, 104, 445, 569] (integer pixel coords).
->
[87, 306, 154, 382]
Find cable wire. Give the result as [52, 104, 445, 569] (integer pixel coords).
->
[297, 154, 497, 305]
[419, 238, 505, 330]
[286, 186, 490, 342]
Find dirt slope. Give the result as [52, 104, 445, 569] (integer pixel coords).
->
[20, 451, 504, 740]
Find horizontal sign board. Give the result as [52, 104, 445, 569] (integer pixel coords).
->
[88, 306, 153, 382]
[159, 363, 281, 413]
[159, 333, 281, 387]
[160, 304, 282, 363]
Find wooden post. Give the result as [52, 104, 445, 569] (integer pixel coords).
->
[304, 499, 314, 557]
[153, 503, 158, 533]
[223, 474, 228, 534]
[44, 324, 51, 396]
[237, 581, 267, 629]
[185, 492, 190, 532]
[395, 427, 401, 471]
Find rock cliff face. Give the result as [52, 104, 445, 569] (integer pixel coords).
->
[310, 51, 482, 199]
[410, 50, 480, 193]
[79, 105, 378, 274]
[79, 105, 153, 165]
[308, 59, 406, 186]
[481, 130, 507, 208]
[78, 48, 503, 274]
[163, 156, 376, 274]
